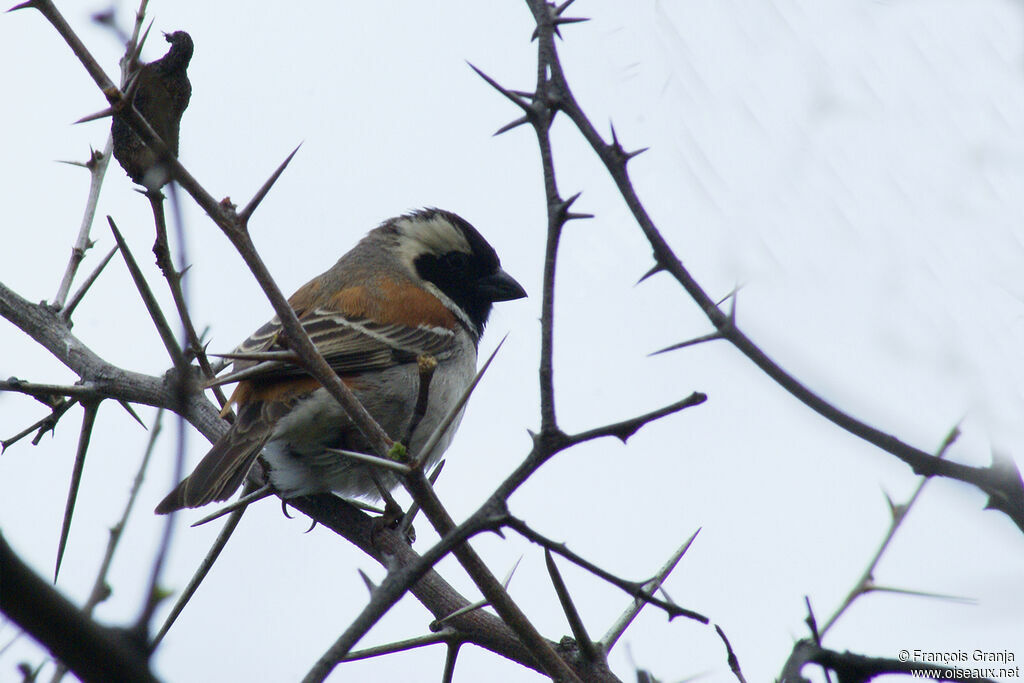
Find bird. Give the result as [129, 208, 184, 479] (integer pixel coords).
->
[111, 30, 193, 190]
[155, 209, 526, 514]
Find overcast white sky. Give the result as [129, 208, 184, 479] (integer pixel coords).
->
[2, 1, 1024, 681]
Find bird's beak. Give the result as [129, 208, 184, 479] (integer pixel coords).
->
[478, 268, 527, 302]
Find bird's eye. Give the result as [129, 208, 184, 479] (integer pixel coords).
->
[444, 252, 471, 272]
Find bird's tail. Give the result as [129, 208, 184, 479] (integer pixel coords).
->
[154, 403, 270, 514]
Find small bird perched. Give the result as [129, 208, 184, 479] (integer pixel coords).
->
[111, 30, 193, 190]
[156, 209, 526, 513]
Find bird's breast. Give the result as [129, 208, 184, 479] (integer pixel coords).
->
[262, 331, 477, 499]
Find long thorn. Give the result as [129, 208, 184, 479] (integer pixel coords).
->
[431, 556, 522, 629]
[210, 350, 299, 363]
[73, 107, 115, 125]
[55, 158, 92, 169]
[323, 448, 412, 474]
[635, 263, 663, 285]
[239, 145, 302, 223]
[357, 569, 377, 594]
[54, 402, 100, 582]
[62, 245, 119, 320]
[203, 360, 286, 388]
[152, 482, 255, 646]
[467, 62, 531, 111]
[545, 549, 599, 662]
[649, 331, 724, 356]
[868, 584, 976, 604]
[397, 459, 445, 538]
[494, 116, 530, 136]
[190, 485, 274, 527]
[340, 631, 454, 663]
[601, 527, 701, 650]
[108, 217, 185, 368]
[117, 400, 147, 428]
[126, 19, 154, 76]
[8, 1, 43, 12]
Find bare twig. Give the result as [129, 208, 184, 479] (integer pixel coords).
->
[513, 0, 1024, 530]
[1, 398, 78, 452]
[509, 517, 707, 625]
[47, 0, 150, 316]
[820, 426, 960, 636]
[0, 380, 102, 403]
[802, 597, 833, 683]
[563, 392, 706, 447]
[144, 189, 226, 408]
[442, 643, 460, 683]
[203, 358, 289, 388]
[52, 142, 112, 310]
[715, 624, 747, 683]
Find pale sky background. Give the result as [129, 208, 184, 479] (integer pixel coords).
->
[2, 1, 1024, 682]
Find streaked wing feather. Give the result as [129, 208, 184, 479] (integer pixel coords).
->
[214, 309, 456, 385]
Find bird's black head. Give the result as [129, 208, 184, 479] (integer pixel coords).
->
[393, 209, 526, 338]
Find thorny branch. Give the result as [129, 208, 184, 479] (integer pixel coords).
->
[508, 0, 1024, 531]
[5, 5, 636, 682]
[13, 0, 392, 460]
[4, 2, 1006, 683]
[820, 426, 961, 637]
[0, 533, 157, 683]
[52, 143, 112, 311]
[779, 639, 996, 683]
